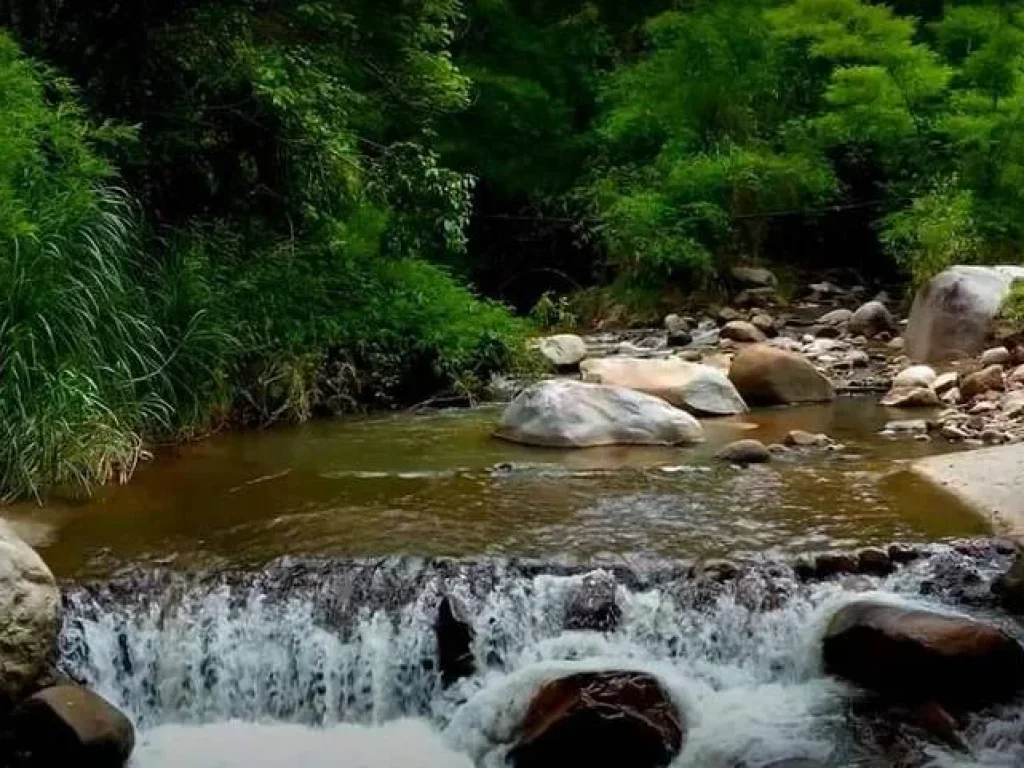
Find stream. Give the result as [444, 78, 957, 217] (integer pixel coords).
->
[11, 397, 1024, 766]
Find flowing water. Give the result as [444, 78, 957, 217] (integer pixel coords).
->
[8, 396, 1023, 766]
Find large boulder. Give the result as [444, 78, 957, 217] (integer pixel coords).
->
[536, 334, 588, 371]
[849, 301, 896, 338]
[822, 601, 1024, 708]
[509, 671, 684, 768]
[728, 344, 835, 405]
[905, 265, 1024, 362]
[0, 521, 60, 705]
[11, 685, 135, 766]
[580, 358, 747, 416]
[496, 380, 704, 448]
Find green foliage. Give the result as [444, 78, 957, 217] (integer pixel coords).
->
[0, 33, 167, 498]
[1001, 280, 1024, 327]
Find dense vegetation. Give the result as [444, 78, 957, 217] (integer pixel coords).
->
[1, 0, 1023, 497]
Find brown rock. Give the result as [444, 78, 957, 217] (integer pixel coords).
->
[880, 387, 941, 408]
[729, 345, 836, 406]
[822, 602, 1024, 707]
[960, 364, 1005, 401]
[720, 320, 767, 344]
[11, 685, 135, 766]
[509, 671, 684, 768]
[716, 439, 771, 465]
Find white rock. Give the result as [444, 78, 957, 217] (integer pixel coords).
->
[536, 334, 588, 369]
[580, 357, 747, 416]
[981, 346, 1011, 367]
[495, 380, 704, 448]
[893, 365, 937, 390]
[0, 521, 60, 702]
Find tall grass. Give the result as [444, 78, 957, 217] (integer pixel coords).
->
[0, 34, 169, 499]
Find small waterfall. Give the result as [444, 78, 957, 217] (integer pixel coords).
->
[58, 545, 1024, 767]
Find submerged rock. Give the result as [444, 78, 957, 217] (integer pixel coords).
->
[565, 572, 621, 632]
[716, 439, 771, 465]
[728, 344, 836, 405]
[580, 357, 747, 416]
[822, 601, 1024, 708]
[905, 265, 1024, 362]
[509, 671, 684, 768]
[537, 334, 588, 371]
[11, 685, 135, 766]
[435, 596, 476, 687]
[495, 380, 704, 448]
[0, 521, 60, 705]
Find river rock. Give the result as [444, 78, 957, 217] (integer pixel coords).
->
[905, 265, 1024, 362]
[730, 265, 777, 288]
[960, 364, 1005, 401]
[893, 365, 937, 389]
[882, 420, 929, 435]
[1008, 364, 1024, 389]
[565, 572, 621, 632]
[849, 301, 896, 338]
[784, 430, 831, 448]
[435, 596, 476, 687]
[933, 372, 959, 395]
[981, 346, 1011, 367]
[728, 344, 835, 406]
[716, 439, 771, 465]
[718, 307, 743, 324]
[881, 387, 940, 408]
[11, 685, 135, 766]
[992, 553, 1024, 614]
[0, 521, 60, 705]
[536, 334, 588, 371]
[496, 381, 704, 448]
[818, 308, 853, 327]
[720, 320, 767, 344]
[822, 601, 1024, 707]
[750, 313, 777, 337]
[580, 358, 747, 416]
[735, 287, 781, 308]
[509, 671, 684, 768]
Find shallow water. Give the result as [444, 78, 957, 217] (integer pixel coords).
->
[8, 397, 985, 579]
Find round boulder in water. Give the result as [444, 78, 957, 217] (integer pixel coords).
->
[822, 601, 1024, 708]
[509, 671, 684, 768]
[12, 685, 135, 766]
[728, 344, 835, 406]
[716, 439, 771, 465]
[495, 380, 704, 448]
[0, 521, 60, 705]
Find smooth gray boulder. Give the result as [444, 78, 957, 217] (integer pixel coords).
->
[537, 334, 588, 370]
[730, 265, 777, 288]
[0, 521, 60, 704]
[905, 265, 1024, 362]
[496, 380, 704, 448]
[580, 358, 747, 416]
[849, 300, 896, 338]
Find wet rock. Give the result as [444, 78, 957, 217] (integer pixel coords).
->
[981, 346, 1011, 367]
[991, 553, 1024, 614]
[729, 345, 835, 406]
[817, 308, 853, 327]
[888, 544, 922, 564]
[881, 387, 940, 408]
[750, 313, 777, 337]
[11, 685, 135, 766]
[700, 559, 741, 581]
[718, 307, 743, 324]
[933, 372, 959, 395]
[846, 350, 870, 368]
[784, 430, 832, 448]
[735, 287, 781, 309]
[822, 601, 1024, 707]
[716, 439, 771, 465]
[496, 381, 704, 448]
[730, 265, 777, 288]
[435, 595, 476, 686]
[905, 265, 1024, 362]
[0, 521, 60, 705]
[537, 334, 588, 371]
[581, 358, 747, 416]
[720, 320, 767, 344]
[664, 314, 690, 335]
[857, 548, 895, 576]
[509, 671, 684, 768]
[666, 330, 692, 348]
[849, 301, 896, 338]
[882, 420, 929, 436]
[814, 552, 860, 579]
[893, 365, 938, 389]
[565, 573, 621, 632]
[960, 364, 1005, 401]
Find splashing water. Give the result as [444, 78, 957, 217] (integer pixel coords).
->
[58, 549, 1024, 767]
